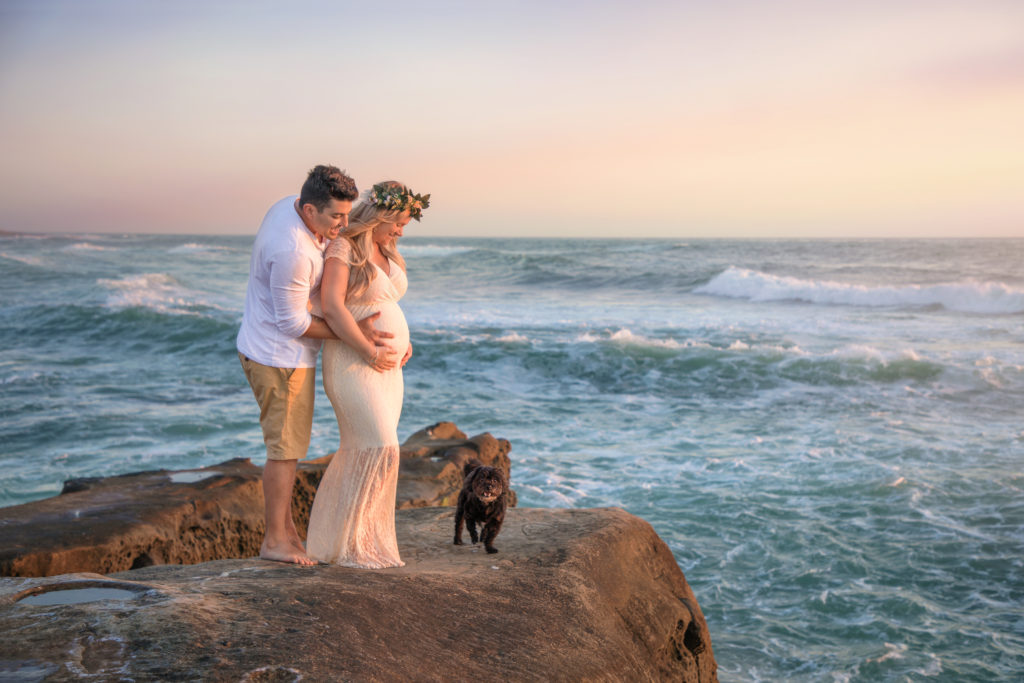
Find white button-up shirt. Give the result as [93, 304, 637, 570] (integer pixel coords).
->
[236, 196, 326, 368]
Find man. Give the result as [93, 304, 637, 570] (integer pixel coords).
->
[237, 165, 394, 565]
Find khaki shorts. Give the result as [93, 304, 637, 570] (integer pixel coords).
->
[239, 352, 315, 461]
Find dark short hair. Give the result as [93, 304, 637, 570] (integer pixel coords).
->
[299, 165, 358, 211]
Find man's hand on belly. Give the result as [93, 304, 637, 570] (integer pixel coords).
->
[356, 312, 395, 346]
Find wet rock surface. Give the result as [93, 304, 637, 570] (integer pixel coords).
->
[0, 507, 716, 682]
[0, 423, 512, 577]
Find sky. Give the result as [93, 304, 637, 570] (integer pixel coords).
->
[1, 0, 1022, 238]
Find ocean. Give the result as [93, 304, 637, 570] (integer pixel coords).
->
[1, 233, 1022, 681]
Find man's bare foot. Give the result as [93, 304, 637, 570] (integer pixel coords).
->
[288, 538, 309, 557]
[260, 540, 316, 566]
[286, 528, 305, 548]
[285, 524, 308, 555]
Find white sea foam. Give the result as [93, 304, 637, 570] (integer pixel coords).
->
[869, 642, 908, 663]
[832, 344, 887, 361]
[696, 267, 1024, 314]
[914, 653, 943, 676]
[608, 329, 685, 349]
[168, 242, 234, 254]
[494, 332, 530, 343]
[828, 345, 924, 364]
[1, 232, 49, 240]
[576, 329, 677, 348]
[98, 273, 213, 314]
[576, 328, 807, 357]
[0, 371, 43, 385]
[0, 251, 43, 266]
[975, 356, 1024, 372]
[65, 242, 111, 252]
[400, 244, 474, 257]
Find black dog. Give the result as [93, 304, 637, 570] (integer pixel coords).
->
[453, 460, 507, 554]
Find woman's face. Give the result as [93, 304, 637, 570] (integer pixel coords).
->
[372, 212, 411, 245]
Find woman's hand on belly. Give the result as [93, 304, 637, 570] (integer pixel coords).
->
[401, 343, 413, 368]
[362, 303, 409, 368]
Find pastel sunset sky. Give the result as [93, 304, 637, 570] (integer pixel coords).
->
[1, 0, 1022, 237]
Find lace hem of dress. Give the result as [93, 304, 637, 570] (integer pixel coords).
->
[305, 444, 405, 570]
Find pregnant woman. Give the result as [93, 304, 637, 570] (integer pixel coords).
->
[305, 181, 429, 568]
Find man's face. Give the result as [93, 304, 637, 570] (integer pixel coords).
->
[304, 198, 351, 241]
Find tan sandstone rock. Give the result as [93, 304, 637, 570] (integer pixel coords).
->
[0, 507, 717, 682]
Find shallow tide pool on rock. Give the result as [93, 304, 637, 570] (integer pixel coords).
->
[168, 470, 218, 484]
[18, 587, 140, 606]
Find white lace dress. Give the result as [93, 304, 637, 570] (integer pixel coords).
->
[305, 238, 407, 568]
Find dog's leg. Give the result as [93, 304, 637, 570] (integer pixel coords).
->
[453, 502, 465, 545]
[482, 522, 499, 554]
[467, 518, 479, 545]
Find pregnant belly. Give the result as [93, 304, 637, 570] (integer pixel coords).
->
[351, 301, 409, 361]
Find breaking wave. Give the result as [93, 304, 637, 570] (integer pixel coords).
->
[97, 273, 232, 316]
[695, 267, 1024, 314]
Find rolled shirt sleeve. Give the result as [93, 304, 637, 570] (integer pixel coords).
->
[236, 195, 325, 368]
[268, 250, 315, 338]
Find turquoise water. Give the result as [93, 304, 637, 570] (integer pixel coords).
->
[2, 234, 1023, 680]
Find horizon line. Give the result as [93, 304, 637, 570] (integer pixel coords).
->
[3, 229, 1023, 242]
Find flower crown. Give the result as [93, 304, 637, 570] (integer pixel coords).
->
[369, 183, 431, 222]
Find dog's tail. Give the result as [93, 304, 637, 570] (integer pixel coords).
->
[463, 458, 484, 477]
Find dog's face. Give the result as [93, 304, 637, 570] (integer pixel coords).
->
[469, 467, 505, 504]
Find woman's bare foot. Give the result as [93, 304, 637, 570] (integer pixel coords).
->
[260, 539, 316, 566]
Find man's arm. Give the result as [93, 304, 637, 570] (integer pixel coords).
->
[268, 251, 317, 338]
[267, 252, 394, 344]
[302, 310, 396, 343]
[301, 316, 338, 339]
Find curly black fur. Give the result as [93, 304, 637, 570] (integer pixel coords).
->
[453, 460, 507, 554]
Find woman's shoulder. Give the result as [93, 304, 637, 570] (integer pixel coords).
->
[324, 237, 353, 262]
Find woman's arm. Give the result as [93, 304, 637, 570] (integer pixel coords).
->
[321, 258, 398, 372]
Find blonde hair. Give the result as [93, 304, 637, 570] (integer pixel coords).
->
[338, 181, 409, 300]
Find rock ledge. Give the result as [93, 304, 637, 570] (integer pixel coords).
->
[1, 506, 716, 682]
[0, 423, 717, 681]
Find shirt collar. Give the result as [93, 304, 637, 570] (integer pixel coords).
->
[293, 198, 327, 250]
